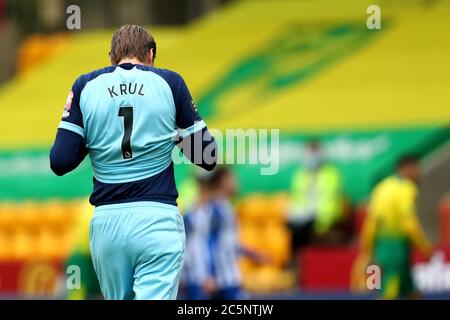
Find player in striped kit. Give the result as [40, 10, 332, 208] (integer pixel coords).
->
[183, 167, 269, 299]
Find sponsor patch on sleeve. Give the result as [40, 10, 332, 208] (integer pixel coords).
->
[62, 91, 74, 118]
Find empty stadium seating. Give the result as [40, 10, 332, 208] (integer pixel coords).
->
[0, 201, 82, 261]
[237, 194, 295, 292]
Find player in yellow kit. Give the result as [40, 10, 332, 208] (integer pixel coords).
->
[357, 155, 432, 299]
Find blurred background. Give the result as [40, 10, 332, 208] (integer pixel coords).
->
[0, 0, 449, 299]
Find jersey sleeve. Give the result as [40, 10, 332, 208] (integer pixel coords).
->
[172, 73, 206, 138]
[58, 77, 85, 138]
[398, 182, 418, 217]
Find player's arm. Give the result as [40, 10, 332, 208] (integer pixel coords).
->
[177, 127, 217, 171]
[171, 73, 217, 171]
[404, 215, 432, 256]
[50, 129, 88, 176]
[401, 187, 433, 257]
[50, 78, 88, 176]
[239, 245, 272, 264]
[359, 209, 377, 256]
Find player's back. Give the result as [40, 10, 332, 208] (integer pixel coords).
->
[209, 199, 242, 288]
[78, 64, 178, 182]
[369, 175, 417, 236]
[183, 205, 214, 285]
[59, 62, 206, 207]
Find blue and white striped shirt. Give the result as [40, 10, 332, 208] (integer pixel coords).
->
[183, 199, 242, 288]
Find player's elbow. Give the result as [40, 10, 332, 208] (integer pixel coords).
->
[50, 159, 68, 176]
[201, 160, 217, 172]
[178, 129, 218, 170]
[49, 148, 70, 176]
[200, 139, 217, 171]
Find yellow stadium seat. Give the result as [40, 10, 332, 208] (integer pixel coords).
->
[54, 229, 76, 260]
[262, 225, 291, 266]
[0, 204, 18, 232]
[35, 228, 58, 260]
[237, 194, 293, 293]
[0, 229, 14, 260]
[238, 195, 267, 222]
[16, 202, 42, 232]
[11, 229, 35, 260]
[266, 193, 289, 222]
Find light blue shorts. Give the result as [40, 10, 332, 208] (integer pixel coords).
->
[89, 201, 185, 300]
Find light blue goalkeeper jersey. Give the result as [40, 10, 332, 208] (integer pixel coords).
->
[58, 63, 206, 206]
